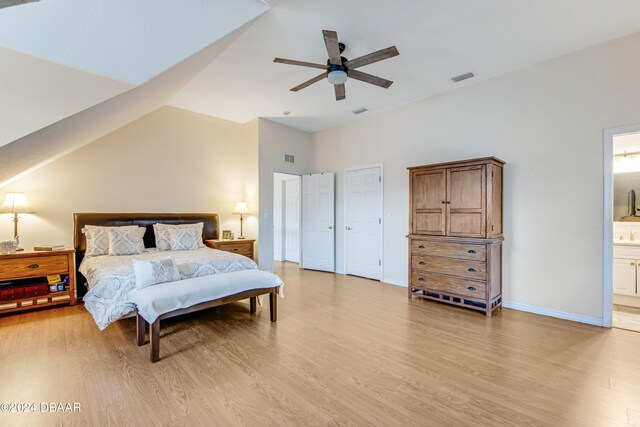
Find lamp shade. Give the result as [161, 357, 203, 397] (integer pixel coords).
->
[0, 192, 34, 214]
[233, 202, 249, 214]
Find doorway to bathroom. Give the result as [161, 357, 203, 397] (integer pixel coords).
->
[608, 128, 640, 332]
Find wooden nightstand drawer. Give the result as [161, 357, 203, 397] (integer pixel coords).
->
[0, 249, 76, 315]
[0, 254, 69, 281]
[205, 239, 255, 260]
[220, 243, 252, 256]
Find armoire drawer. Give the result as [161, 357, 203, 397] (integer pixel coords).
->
[411, 255, 486, 280]
[411, 272, 486, 299]
[411, 240, 486, 261]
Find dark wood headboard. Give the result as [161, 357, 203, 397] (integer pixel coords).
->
[73, 213, 219, 298]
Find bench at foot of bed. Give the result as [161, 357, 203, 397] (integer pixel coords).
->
[129, 270, 282, 362]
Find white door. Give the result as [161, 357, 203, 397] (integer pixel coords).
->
[284, 177, 301, 263]
[345, 166, 382, 280]
[613, 257, 636, 295]
[302, 173, 335, 272]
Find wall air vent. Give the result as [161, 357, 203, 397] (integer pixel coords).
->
[284, 154, 295, 163]
[352, 107, 368, 115]
[451, 72, 474, 83]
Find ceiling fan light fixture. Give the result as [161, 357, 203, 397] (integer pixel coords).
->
[327, 69, 348, 85]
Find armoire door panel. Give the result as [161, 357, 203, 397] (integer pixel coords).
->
[448, 213, 484, 237]
[412, 170, 446, 235]
[447, 165, 486, 237]
[414, 212, 445, 235]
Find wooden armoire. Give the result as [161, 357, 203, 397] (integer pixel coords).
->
[408, 157, 504, 316]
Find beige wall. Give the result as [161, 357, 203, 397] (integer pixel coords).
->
[313, 32, 640, 320]
[0, 106, 258, 252]
[258, 119, 314, 271]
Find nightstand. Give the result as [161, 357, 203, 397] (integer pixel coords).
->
[205, 239, 255, 260]
[0, 249, 76, 315]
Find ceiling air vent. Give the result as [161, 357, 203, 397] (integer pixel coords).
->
[284, 154, 295, 163]
[352, 107, 368, 115]
[451, 72, 474, 83]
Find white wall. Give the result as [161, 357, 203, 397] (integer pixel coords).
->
[313, 32, 640, 320]
[0, 106, 258, 252]
[258, 119, 313, 271]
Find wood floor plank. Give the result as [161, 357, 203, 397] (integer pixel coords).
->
[1, 261, 639, 426]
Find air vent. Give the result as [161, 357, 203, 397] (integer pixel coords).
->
[451, 72, 474, 83]
[284, 154, 295, 163]
[352, 107, 368, 115]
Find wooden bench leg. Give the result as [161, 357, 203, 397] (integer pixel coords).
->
[269, 288, 277, 322]
[250, 296, 257, 314]
[150, 319, 161, 363]
[136, 309, 147, 346]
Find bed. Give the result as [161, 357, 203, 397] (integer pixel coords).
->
[73, 213, 264, 330]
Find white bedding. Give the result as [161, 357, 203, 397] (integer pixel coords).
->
[80, 248, 257, 330]
[129, 270, 283, 324]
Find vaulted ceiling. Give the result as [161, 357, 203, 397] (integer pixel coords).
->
[2, 0, 640, 185]
[170, 0, 640, 131]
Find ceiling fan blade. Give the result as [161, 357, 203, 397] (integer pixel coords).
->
[290, 72, 327, 92]
[274, 58, 327, 70]
[334, 83, 346, 101]
[344, 46, 399, 69]
[348, 69, 393, 89]
[322, 30, 342, 65]
[0, 0, 38, 8]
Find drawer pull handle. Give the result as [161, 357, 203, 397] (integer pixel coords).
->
[468, 268, 477, 273]
[418, 245, 426, 249]
[418, 277, 426, 282]
[28, 264, 40, 269]
[467, 286, 477, 291]
[232, 249, 239, 252]
[418, 261, 426, 265]
[467, 250, 476, 254]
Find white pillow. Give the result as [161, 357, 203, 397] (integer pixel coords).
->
[132, 257, 180, 290]
[168, 226, 201, 251]
[83, 225, 139, 257]
[153, 222, 204, 251]
[108, 227, 146, 256]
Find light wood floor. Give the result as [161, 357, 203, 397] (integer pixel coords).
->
[2, 262, 640, 426]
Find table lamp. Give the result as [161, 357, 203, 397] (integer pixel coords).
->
[233, 202, 249, 240]
[0, 192, 34, 251]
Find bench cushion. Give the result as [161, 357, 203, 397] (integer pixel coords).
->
[127, 270, 283, 323]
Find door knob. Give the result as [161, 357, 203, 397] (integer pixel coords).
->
[346, 226, 352, 231]
[328, 226, 333, 230]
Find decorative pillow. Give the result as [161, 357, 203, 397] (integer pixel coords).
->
[153, 222, 204, 251]
[83, 225, 139, 257]
[107, 227, 146, 256]
[167, 226, 202, 251]
[132, 257, 180, 290]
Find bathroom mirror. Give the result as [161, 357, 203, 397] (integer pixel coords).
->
[614, 172, 640, 221]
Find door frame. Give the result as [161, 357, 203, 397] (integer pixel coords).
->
[272, 171, 302, 267]
[343, 163, 384, 280]
[603, 123, 640, 328]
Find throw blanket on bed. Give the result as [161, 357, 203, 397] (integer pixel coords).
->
[80, 248, 257, 330]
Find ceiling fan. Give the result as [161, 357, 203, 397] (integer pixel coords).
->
[274, 30, 399, 101]
[0, 0, 39, 9]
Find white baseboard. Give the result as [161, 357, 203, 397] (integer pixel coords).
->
[382, 278, 407, 287]
[502, 300, 604, 327]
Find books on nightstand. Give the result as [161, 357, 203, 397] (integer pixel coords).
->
[33, 244, 65, 251]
